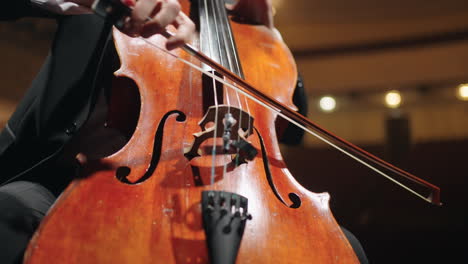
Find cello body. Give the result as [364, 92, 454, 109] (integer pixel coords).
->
[24, 1, 359, 263]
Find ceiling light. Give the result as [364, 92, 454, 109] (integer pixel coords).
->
[319, 96, 336, 112]
[457, 84, 468, 101]
[385, 90, 402, 108]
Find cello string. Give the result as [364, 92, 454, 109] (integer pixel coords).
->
[139, 36, 435, 204]
[213, 0, 239, 179]
[214, 0, 249, 169]
[203, 0, 220, 186]
[210, 0, 229, 180]
[213, 0, 241, 110]
[233, 83, 244, 167]
[211, 0, 230, 106]
[210, 0, 247, 179]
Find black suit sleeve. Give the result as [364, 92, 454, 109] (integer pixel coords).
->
[0, 15, 112, 184]
[1, 0, 55, 20]
[277, 74, 308, 145]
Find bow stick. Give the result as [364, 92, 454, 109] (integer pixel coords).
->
[92, 0, 442, 206]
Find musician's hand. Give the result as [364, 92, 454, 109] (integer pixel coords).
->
[120, 0, 195, 50]
[227, 0, 274, 29]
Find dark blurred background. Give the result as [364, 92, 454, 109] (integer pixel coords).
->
[1, 0, 468, 263]
[274, 1, 468, 263]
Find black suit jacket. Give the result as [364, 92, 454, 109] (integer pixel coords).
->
[0, 1, 114, 184]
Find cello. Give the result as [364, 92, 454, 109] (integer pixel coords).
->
[24, 0, 440, 263]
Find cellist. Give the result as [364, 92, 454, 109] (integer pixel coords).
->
[0, 0, 367, 263]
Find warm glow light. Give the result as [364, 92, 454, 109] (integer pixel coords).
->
[385, 90, 402, 108]
[272, 0, 284, 8]
[319, 96, 336, 112]
[457, 84, 468, 101]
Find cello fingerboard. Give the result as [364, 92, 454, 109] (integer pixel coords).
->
[198, 0, 244, 79]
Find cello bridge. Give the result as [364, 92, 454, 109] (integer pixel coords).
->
[184, 105, 258, 163]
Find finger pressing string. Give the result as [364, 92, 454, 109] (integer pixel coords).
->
[125, 0, 160, 35]
[165, 12, 195, 50]
[117, 0, 193, 49]
[152, 0, 181, 28]
[140, 0, 180, 37]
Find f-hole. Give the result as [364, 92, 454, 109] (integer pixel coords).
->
[255, 128, 302, 209]
[288, 193, 302, 209]
[116, 110, 187, 185]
